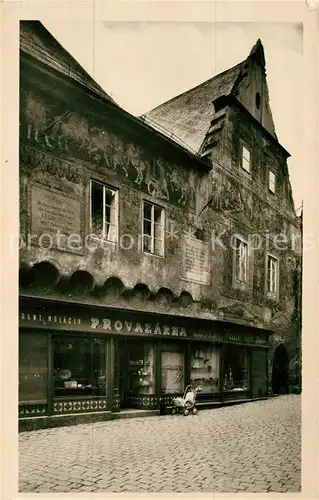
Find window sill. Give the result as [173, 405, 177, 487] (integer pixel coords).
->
[233, 280, 249, 291]
[142, 250, 164, 259]
[240, 166, 251, 176]
[87, 235, 118, 247]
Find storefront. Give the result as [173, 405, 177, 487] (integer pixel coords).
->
[19, 296, 270, 428]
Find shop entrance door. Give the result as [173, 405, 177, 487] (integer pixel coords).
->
[118, 338, 156, 409]
[272, 344, 289, 395]
[118, 338, 130, 408]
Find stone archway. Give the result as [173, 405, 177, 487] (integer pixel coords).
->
[272, 343, 289, 395]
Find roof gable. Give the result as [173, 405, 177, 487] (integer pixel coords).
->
[20, 21, 116, 105]
[143, 39, 279, 153]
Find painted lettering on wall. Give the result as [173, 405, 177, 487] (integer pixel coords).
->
[182, 237, 210, 285]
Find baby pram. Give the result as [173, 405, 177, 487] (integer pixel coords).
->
[171, 385, 202, 416]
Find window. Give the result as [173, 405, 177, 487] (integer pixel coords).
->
[190, 346, 220, 393]
[19, 333, 48, 403]
[234, 238, 248, 284]
[267, 255, 278, 294]
[142, 201, 164, 256]
[53, 336, 107, 397]
[90, 181, 118, 242]
[269, 170, 276, 193]
[126, 342, 155, 396]
[255, 92, 261, 109]
[223, 345, 249, 392]
[241, 145, 251, 173]
[161, 346, 184, 394]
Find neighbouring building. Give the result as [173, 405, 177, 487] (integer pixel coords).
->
[19, 21, 302, 431]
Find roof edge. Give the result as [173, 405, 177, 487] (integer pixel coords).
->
[20, 20, 118, 105]
[141, 60, 245, 118]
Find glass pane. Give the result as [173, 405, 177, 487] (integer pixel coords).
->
[143, 219, 152, 237]
[190, 346, 220, 393]
[154, 238, 163, 256]
[143, 202, 152, 221]
[53, 336, 106, 397]
[161, 351, 184, 394]
[93, 338, 107, 396]
[105, 188, 116, 207]
[269, 172, 275, 192]
[154, 206, 162, 223]
[223, 346, 248, 391]
[242, 157, 250, 172]
[242, 146, 250, 161]
[143, 235, 152, 253]
[91, 182, 104, 238]
[127, 343, 155, 395]
[19, 333, 48, 402]
[154, 221, 162, 241]
[106, 223, 116, 242]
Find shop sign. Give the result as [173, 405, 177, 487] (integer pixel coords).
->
[90, 317, 187, 338]
[20, 312, 82, 325]
[19, 310, 268, 345]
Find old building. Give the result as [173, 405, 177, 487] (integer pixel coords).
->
[19, 22, 301, 431]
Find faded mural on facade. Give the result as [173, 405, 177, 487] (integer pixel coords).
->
[20, 90, 198, 209]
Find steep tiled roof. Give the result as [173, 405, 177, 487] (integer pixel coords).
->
[142, 62, 244, 154]
[142, 39, 279, 153]
[20, 21, 117, 104]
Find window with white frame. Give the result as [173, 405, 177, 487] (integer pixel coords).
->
[267, 255, 278, 294]
[269, 170, 276, 193]
[234, 238, 248, 283]
[90, 180, 118, 242]
[142, 201, 164, 256]
[241, 145, 251, 173]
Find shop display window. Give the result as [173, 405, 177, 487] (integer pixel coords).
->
[126, 342, 155, 395]
[19, 332, 48, 403]
[53, 336, 107, 397]
[223, 345, 248, 391]
[190, 345, 220, 393]
[161, 346, 184, 394]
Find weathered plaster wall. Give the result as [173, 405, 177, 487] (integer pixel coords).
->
[19, 54, 301, 357]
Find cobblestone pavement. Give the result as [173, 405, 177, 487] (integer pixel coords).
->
[19, 395, 301, 493]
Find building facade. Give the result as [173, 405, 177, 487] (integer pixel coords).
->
[19, 22, 301, 431]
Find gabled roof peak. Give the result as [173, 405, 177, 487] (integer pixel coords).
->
[249, 38, 266, 67]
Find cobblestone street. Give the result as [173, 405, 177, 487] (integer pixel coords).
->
[19, 395, 301, 493]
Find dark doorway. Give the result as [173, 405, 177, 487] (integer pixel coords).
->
[272, 344, 289, 395]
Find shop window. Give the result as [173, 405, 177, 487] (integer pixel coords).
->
[223, 345, 248, 392]
[19, 332, 48, 403]
[53, 336, 107, 398]
[267, 254, 279, 296]
[190, 346, 220, 393]
[142, 201, 164, 256]
[268, 170, 276, 193]
[126, 342, 155, 396]
[161, 347, 184, 394]
[90, 180, 118, 242]
[241, 145, 251, 173]
[234, 237, 248, 284]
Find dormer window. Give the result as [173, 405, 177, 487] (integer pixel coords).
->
[269, 170, 276, 193]
[241, 145, 251, 173]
